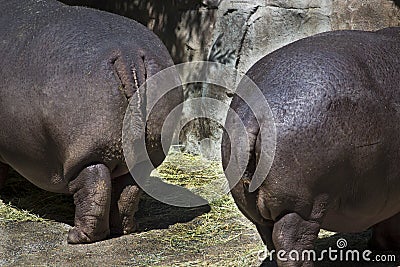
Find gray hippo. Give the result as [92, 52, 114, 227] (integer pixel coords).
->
[222, 27, 400, 266]
[0, 0, 182, 243]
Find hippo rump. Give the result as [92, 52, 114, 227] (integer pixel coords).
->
[222, 27, 400, 266]
[0, 0, 182, 243]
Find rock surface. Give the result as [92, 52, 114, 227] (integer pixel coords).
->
[199, 0, 400, 159]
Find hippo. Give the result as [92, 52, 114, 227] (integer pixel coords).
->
[222, 27, 400, 266]
[0, 0, 182, 244]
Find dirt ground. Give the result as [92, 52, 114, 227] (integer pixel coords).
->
[0, 153, 399, 266]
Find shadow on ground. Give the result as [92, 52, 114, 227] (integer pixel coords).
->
[0, 170, 210, 233]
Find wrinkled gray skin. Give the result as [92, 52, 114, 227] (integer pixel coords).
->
[222, 28, 400, 266]
[0, 0, 182, 244]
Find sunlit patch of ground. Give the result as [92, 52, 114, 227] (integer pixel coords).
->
[0, 199, 45, 223]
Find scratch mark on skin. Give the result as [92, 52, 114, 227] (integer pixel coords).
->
[356, 141, 381, 148]
[132, 67, 139, 91]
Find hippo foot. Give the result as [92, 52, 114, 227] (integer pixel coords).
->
[68, 226, 110, 244]
[110, 174, 142, 236]
[272, 213, 320, 267]
[68, 164, 112, 244]
[123, 217, 138, 234]
[110, 219, 138, 236]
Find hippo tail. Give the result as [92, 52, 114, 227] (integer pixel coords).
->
[222, 95, 258, 191]
[222, 81, 276, 193]
[110, 50, 148, 144]
[141, 55, 183, 168]
[249, 118, 276, 192]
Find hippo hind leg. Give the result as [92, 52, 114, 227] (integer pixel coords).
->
[67, 164, 112, 244]
[0, 163, 9, 190]
[272, 212, 320, 267]
[369, 212, 400, 250]
[109, 173, 142, 236]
